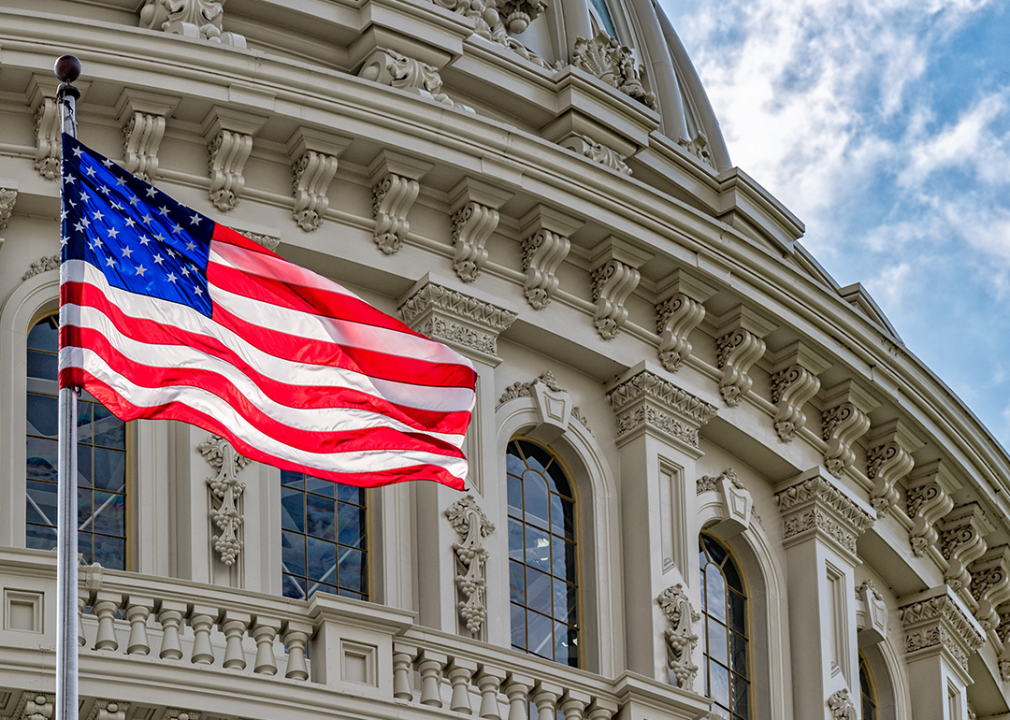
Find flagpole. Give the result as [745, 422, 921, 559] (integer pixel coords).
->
[55, 53, 82, 720]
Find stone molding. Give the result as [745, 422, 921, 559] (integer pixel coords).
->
[496, 0, 545, 33]
[696, 468, 752, 537]
[714, 306, 774, 407]
[448, 179, 511, 283]
[446, 495, 494, 637]
[139, 0, 247, 46]
[657, 584, 699, 691]
[358, 48, 474, 113]
[497, 371, 590, 437]
[518, 205, 580, 310]
[767, 341, 831, 442]
[22, 254, 60, 281]
[84, 699, 129, 720]
[775, 473, 874, 557]
[165, 711, 201, 720]
[605, 366, 717, 449]
[827, 690, 856, 720]
[969, 546, 1010, 631]
[562, 134, 632, 176]
[572, 31, 656, 110]
[677, 134, 714, 169]
[898, 588, 984, 673]
[234, 229, 281, 252]
[865, 419, 923, 513]
[202, 107, 267, 212]
[588, 237, 651, 340]
[368, 151, 432, 255]
[940, 503, 994, 591]
[199, 434, 251, 567]
[287, 129, 350, 232]
[115, 89, 180, 182]
[820, 380, 879, 478]
[906, 460, 957, 558]
[430, 0, 556, 69]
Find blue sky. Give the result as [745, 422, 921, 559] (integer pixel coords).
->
[659, 0, 1010, 447]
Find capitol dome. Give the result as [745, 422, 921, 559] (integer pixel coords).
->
[0, 1, 1007, 719]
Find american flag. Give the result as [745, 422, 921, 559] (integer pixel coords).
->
[59, 134, 476, 489]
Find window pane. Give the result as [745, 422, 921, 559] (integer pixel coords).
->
[511, 603, 527, 650]
[555, 622, 578, 667]
[526, 568, 552, 615]
[307, 536, 336, 583]
[732, 677, 750, 719]
[336, 484, 364, 505]
[525, 525, 550, 571]
[337, 502, 366, 546]
[709, 662, 730, 709]
[92, 404, 125, 449]
[706, 568, 727, 622]
[26, 480, 58, 526]
[26, 523, 57, 551]
[282, 530, 306, 576]
[523, 471, 550, 529]
[723, 557, 743, 593]
[281, 486, 305, 532]
[552, 536, 575, 579]
[282, 574, 306, 600]
[703, 534, 726, 565]
[338, 546, 366, 593]
[27, 320, 58, 351]
[527, 611, 553, 658]
[26, 437, 58, 482]
[708, 619, 728, 665]
[92, 447, 126, 492]
[92, 491, 125, 536]
[510, 561, 526, 604]
[730, 631, 748, 676]
[306, 494, 336, 541]
[93, 534, 125, 569]
[729, 590, 746, 635]
[27, 394, 59, 438]
[509, 518, 525, 560]
[281, 470, 304, 489]
[508, 473, 523, 515]
[553, 578, 577, 624]
[305, 476, 335, 497]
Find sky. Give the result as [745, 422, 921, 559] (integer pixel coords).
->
[659, 0, 1010, 448]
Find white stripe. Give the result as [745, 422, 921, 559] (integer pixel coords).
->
[66, 303, 466, 447]
[63, 260, 475, 413]
[210, 242, 474, 369]
[60, 346, 469, 480]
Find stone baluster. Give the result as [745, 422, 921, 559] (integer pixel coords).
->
[251, 617, 282, 675]
[586, 699, 618, 720]
[283, 621, 312, 681]
[560, 691, 590, 720]
[447, 658, 478, 714]
[418, 650, 448, 707]
[476, 665, 506, 719]
[189, 605, 218, 665]
[92, 592, 122, 651]
[124, 596, 155, 655]
[157, 600, 187, 660]
[532, 682, 562, 720]
[504, 674, 534, 720]
[77, 591, 89, 648]
[220, 611, 250, 670]
[392, 643, 419, 700]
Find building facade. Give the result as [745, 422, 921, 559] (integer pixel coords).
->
[0, 1, 1008, 719]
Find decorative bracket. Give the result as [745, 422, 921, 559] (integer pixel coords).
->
[969, 546, 1010, 631]
[199, 434, 251, 567]
[10, 692, 54, 720]
[368, 150, 432, 255]
[820, 380, 879, 478]
[714, 306, 775, 407]
[115, 89, 180, 182]
[906, 460, 958, 558]
[866, 419, 923, 513]
[286, 128, 351, 232]
[518, 205, 580, 309]
[27, 75, 64, 181]
[775, 471, 874, 561]
[448, 178, 512, 282]
[446, 495, 495, 637]
[560, 134, 632, 175]
[940, 503, 994, 591]
[572, 31, 656, 110]
[898, 586, 984, 674]
[358, 48, 474, 112]
[768, 341, 831, 441]
[202, 107, 267, 211]
[498, 371, 591, 436]
[588, 237, 651, 340]
[827, 690, 857, 720]
[855, 579, 887, 647]
[657, 584, 700, 691]
[654, 270, 715, 373]
[139, 0, 247, 45]
[0, 186, 16, 250]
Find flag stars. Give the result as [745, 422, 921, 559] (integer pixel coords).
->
[193, 285, 203, 297]
[190, 214, 202, 226]
[72, 146, 83, 158]
[128, 195, 140, 206]
[79, 191, 91, 203]
[107, 227, 120, 240]
[93, 210, 104, 223]
[64, 174, 76, 185]
[139, 235, 151, 246]
[158, 206, 170, 216]
[84, 166, 97, 177]
[73, 221, 86, 233]
[99, 185, 111, 195]
[141, 213, 153, 225]
[124, 217, 136, 228]
[115, 176, 128, 187]
[166, 272, 178, 283]
[180, 266, 191, 277]
[145, 186, 158, 198]
[172, 222, 183, 234]
[185, 241, 197, 252]
[153, 253, 165, 265]
[102, 158, 114, 168]
[121, 246, 134, 259]
[136, 265, 148, 277]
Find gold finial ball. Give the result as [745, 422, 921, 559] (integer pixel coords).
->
[54, 55, 82, 84]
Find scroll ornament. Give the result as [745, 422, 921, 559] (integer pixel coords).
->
[446, 495, 495, 636]
[199, 434, 251, 566]
[657, 584, 700, 691]
[572, 31, 656, 109]
[139, 0, 246, 45]
[827, 690, 857, 720]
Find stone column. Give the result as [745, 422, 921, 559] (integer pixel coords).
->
[605, 362, 717, 683]
[398, 273, 517, 641]
[774, 469, 875, 719]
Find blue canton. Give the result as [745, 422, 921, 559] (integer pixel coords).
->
[61, 134, 213, 318]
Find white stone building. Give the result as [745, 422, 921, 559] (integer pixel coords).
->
[0, 1, 1007, 719]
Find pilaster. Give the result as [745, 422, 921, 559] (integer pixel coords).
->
[820, 379, 879, 478]
[767, 340, 831, 441]
[713, 306, 775, 407]
[654, 270, 716, 373]
[588, 237, 652, 340]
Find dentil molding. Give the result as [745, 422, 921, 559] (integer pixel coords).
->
[446, 495, 495, 637]
[657, 584, 700, 691]
[199, 434, 251, 567]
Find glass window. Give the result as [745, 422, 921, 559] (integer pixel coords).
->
[507, 438, 579, 667]
[588, 0, 619, 39]
[26, 315, 128, 569]
[281, 471, 368, 601]
[700, 534, 749, 720]
[860, 653, 878, 720]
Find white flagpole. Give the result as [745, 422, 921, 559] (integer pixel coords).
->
[55, 53, 82, 720]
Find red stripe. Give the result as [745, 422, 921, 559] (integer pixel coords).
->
[212, 223, 280, 257]
[61, 283, 472, 434]
[60, 367, 466, 490]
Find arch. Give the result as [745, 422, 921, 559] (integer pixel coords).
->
[862, 640, 911, 720]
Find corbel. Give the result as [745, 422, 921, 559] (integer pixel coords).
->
[767, 340, 831, 440]
[906, 460, 959, 558]
[714, 305, 775, 407]
[0, 183, 17, 251]
[286, 128, 351, 232]
[856, 579, 888, 647]
[588, 236, 652, 340]
[448, 178, 512, 282]
[368, 150, 433, 255]
[27, 74, 90, 181]
[201, 106, 268, 212]
[85, 699, 129, 720]
[940, 503, 995, 591]
[654, 269, 716, 372]
[138, 0, 246, 45]
[866, 419, 924, 512]
[115, 89, 180, 182]
[969, 546, 1010, 631]
[820, 379, 879, 478]
[518, 205, 581, 309]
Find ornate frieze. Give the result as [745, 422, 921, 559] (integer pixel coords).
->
[139, 0, 247, 45]
[827, 690, 856, 720]
[572, 31, 656, 110]
[165, 711, 201, 720]
[9, 692, 54, 720]
[202, 108, 266, 212]
[368, 151, 432, 255]
[518, 205, 580, 310]
[775, 473, 874, 557]
[865, 419, 922, 513]
[767, 341, 831, 442]
[714, 306, 774, 407]
[287, 129, 350, 232]
[969, 546, 1010, 631]
[820, 380, 878, 478]
[22, 254, 60, 281]
[940, 503, 994, 591]
[84, 700, 129, 720]
[906, 461, 957, 558]
[34, 97, 61, 180]
[359, 49, 474, 112]
[446, 495, 495, 636]
[588, 237, 651, 340]
[898, 588, 984, 672]
[399, 279, 517, 363]
[199, 434, 251, 567]
[605, 365, 717, 449]
[657, 584, 700, 691]
[561, 134, 632, 175]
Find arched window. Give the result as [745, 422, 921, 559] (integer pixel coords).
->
[588, 0, 619, 40]
[700, 533, 750, 719]
[507, 438, 579, 667]
[860, 653, 878, 720]
[280, 471, 368, 600]
[25, 315, 128, 569]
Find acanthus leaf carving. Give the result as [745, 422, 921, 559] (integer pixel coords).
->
[827, 690, 857, 720]
[820, 380, 878, 478]
[291, 150, 339, 232]
[969, 546, 1010, 631]
[906, 460, 956, 557]
[656, 294, 705, 372]
[233, 229, 280, 252]
[496, 0, 546, 33]
[591, 259, 640, 340]
[199, 434, 251, 567]
[715, 329, 766, 407]
[10, 691, 55, 720]
[358, 49, 474, 113]
[0, 187, 17, 237]
[522, 229, 570, 309]
[85, 699, 130, 720]
[677, 134, 714, 168]
[23, 254, 61, 281]
[452, 202, 499, 282]
[940, 503, 993, 591]
[572, 31, 656, 110]
[446, 495, 495, 636]
[561, 134, 632, 175]
[775, 475, 874, 555]
[430, 0, 559, 70]
[34, 97, 62, 180]
[898, 590, 984, 672]
[657, 584, 700, 691]
[139, 0, 247, 45]
[398, 281, 517, 360]
[606, 368, 717, 448]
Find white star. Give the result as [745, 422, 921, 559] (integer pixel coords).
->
[60, 208, 68, 221]
[124, 217, 136, 228]
[185, 241, 197, 252]
[64, 174, 76, 185]
[102, 158, 114, 168]
[80, 217, 90, 228]
[93, 210, 104, 222]
[142, 213, 153, 225]
[61, 235, 69, 246]
[84, 166, 97, 177]
[121, 246, 133, 258]
[153, 253, 165, 265]
[115, 176, 128, 187]
[193, 285, 203, 296]
[166, 247, 177, 258]
[72, 146, 83, 158]
[181, 266, 190, 277]
[90, 237, 103, 248]
[111, 202, 124, 211]
[166, 272, 177, 283]
[107, 227, 120, 239]
[99, 185, 111, 195]
[145, 186, 158, 198]
[105, 256, 116, 268]
[139, 235, 151, 246]
[73, 221, 85, 233]
[158, 206, 170, 216]
[136, 265, 147, 277]
[68, 199, 78, 208]
[172, 223, 183, 234]
[128, 195, 140, 206]
[154, 232, 166, 243]
[189, 214, 202, 226]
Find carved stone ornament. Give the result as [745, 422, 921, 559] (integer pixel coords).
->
[429, 0, 559, 70]
[572, 31, 656, 110]
[826, 690, 857, 720]
[940, 503, 994, 591]
[35, 97, 61, 180]
[521, 228, 570, 309]
[591, 260, 639, 340]
[819, 380, 878, 478]
[498, 371, 591, 438]
[452, 202, 500, 282]
[656, 294, 705, 373]
[906, 461, 956, 558]
[358, 49, 474, 113]
[84, 700, 130, 720]
[714, 307, 773, 408]
[865, 420, 921, 513]
[657, 584, 700, 691]
[767, 342, 830, 441]
[139, 0, 247, 45]
[23, 254, 60, 281]
[677, 134, 714, 169]
[496, 0, 546, 33]
[606, 367, 717, 449]
[446, 495, 495, 636]
[775, 475, 874, 557]
[165, 710, 201, 720]
[969, 546, 1010, 631]
[898, 590, 984, 672]
[855, 579, 888, 647]
[207, 129, 253, 211]
[9, 692, 55, 720]
[291, 151, 339, 231]
[199, 434, 251, 566]
[0, 187, 16, 234]
[233, 229, 280, 252]
[117, 89, 178, 183]
[698, 469, 752, 538]
[561, 134, 632, 176]
[372, 173, 420, 255]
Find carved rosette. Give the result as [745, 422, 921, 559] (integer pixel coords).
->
[291, 151, 339, 232]
[23, 254, 61, 281]
[606, 368, 717, 449]
[34, 97, 61, 180]
[775, 474, 874, 558]
[358, 49, 473, 112]
[452, 202, 500, 282]
[898, 589, 984, 673]
[572, 31, 656, 109]
[716, 329, 766, 407]
[969, 546, 1010, 631]
[657, 584, 700, 691]
[139, 0, 246, 45]
[399, 281, 517, 363]
[522, 229, 570, 309]
[199, 434, 251, 566]
[769, 365, 819, 441]
[561, 134, 632, 175]
[656, 294, 705, 372]
[122, 112, 166, 182]
[591, 260, 640, 340]
[827, 690, 857, 720]
[906, 461, 956, 558]
[940, 504, 993, 591]
[446, 495, 495, 636]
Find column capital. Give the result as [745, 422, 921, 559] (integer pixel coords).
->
[774, 469, 874, 562]
[898, 585, 984, 679]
